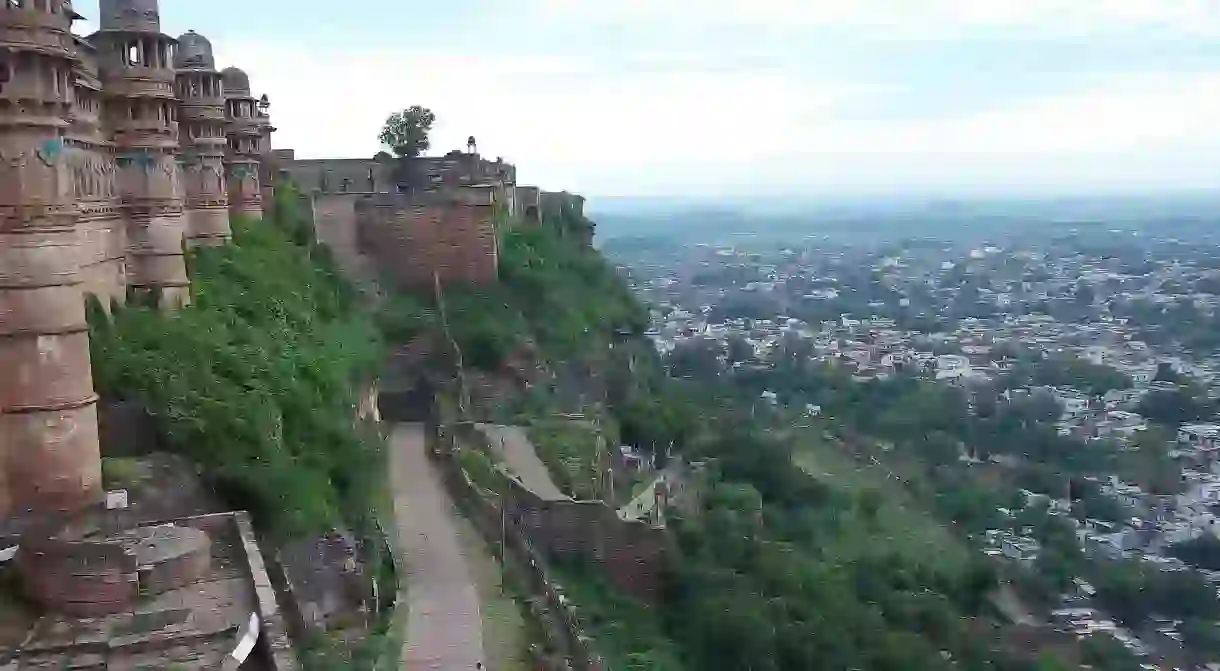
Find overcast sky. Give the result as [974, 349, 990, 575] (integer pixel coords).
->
[78, 0, 1220, 199]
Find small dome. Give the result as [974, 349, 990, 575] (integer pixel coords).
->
[99, 0, 162, 32]
[221, 67, 251, 95]
[175, 31, 214, 69]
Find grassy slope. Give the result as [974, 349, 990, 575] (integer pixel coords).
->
[789, 424, 972, 573]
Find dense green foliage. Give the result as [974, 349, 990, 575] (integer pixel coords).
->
[653, 399, 1023, 671]
[551, 560, 687, 671]
[87, 189, 386, 540]
[439, 232, 1040, 667]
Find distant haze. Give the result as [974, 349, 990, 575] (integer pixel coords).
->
[590, 192, 1220, 245]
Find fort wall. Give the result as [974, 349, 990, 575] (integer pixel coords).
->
[0, 0, 276, 519]
[355, 191, 500, 289]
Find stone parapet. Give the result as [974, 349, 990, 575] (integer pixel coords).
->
[17, 535, 139, 616]
[232, 511, 302, 671]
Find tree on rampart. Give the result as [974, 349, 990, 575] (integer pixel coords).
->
[379, 105, 435, 158]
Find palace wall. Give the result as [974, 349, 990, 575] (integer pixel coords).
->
[0, 1, 275, 519]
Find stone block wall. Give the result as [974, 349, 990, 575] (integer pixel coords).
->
[445, 420, 666, 603]
[17, 536, 139, 616]
[355, 193, 499, 289]
[312, 194, 378, 282]
[503, 477, 665, 603]
[280, 157, 396, 196]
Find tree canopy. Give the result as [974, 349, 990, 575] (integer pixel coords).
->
[378, 105, 435, 158]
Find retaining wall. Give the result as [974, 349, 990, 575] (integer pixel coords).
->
[432, 430, 608, 671]
[457, 421, 665, 603]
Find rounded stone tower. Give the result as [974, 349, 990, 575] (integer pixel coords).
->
[0, 0, 104, 515]
[89, 0, 190, 309]
[222, 66, 263, 219]
[175, 31, 229, 246]
[67, 30, 126, 307]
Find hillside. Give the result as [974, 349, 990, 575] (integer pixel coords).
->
[79, 188, 1058, 670]
[373, 207, 1058, 671]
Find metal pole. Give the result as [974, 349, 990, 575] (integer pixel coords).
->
[499, 497, 506, 597]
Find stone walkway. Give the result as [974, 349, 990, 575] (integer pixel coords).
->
[390, 423, 486, 670]
[475, 424, 568, 502]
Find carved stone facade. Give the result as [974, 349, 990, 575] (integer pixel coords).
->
[222, 66, 265, 219]
[0, 0, 272, 519]
[175, 30, 228, 246]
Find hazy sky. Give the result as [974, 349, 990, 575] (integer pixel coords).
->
[78, 0, 1220, 198]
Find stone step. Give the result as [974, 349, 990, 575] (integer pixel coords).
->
[12, 625, 241, 670]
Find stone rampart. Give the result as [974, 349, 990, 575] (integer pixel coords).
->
[281, 157, 396, 195]
[354, 192, 499, 289]
[501, 465, 665, 603]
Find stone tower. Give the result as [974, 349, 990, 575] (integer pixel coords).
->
[67, 27, 125, 308]
[0, 0, 104, 515]
[222, 66, 262, 219]
[90, 0, 190, 309]
[175, 30, 228, 246]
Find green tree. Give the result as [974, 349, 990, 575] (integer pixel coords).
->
[726, 335, 754, 364]
[378, 105, 435, 158]
[1137, 384, 1213, 426]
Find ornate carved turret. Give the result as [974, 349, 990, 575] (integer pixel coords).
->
[0, 0, 104, 516]
[89, 0, 190, 309]
[222, 66, 262, 219]
[175, 30, 228, 246]
[254, 92, 277, 208]
[67, 28, 125, 308]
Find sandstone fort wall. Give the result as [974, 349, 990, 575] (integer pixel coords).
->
[0, 0, 276, 518]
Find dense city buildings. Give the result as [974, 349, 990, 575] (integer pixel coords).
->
[606, 225, 1220, 669]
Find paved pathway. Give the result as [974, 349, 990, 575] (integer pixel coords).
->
[390, 423, 486, 670]
[475, 424, 568, 501]
[618, 473, 664, 522]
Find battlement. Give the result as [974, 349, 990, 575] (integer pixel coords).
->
[279, 151, 519, 197]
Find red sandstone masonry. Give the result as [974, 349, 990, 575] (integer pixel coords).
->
[503, 478, 665, 603]
[355, 193, 499, 289]
[452, 422, 666, 604]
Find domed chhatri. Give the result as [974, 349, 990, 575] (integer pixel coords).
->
[89, 0, 190, 310]
[99, 0, 163, 32]
[223, 65, 267, 218]
[221, 66, 251, 95]
[176, 29, 215, 69]
[175, 30, 231, 246]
